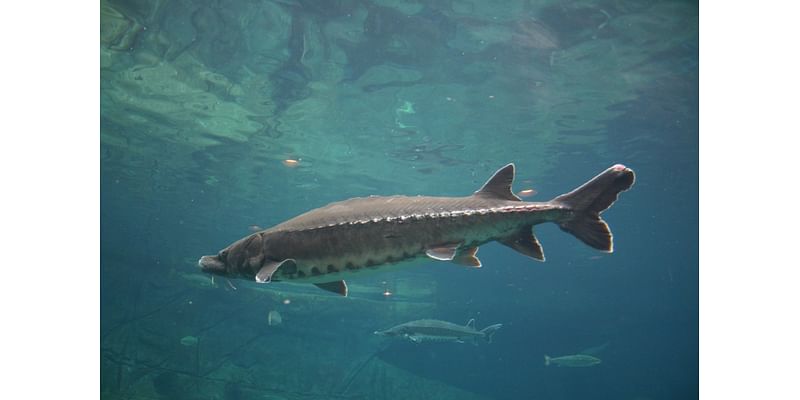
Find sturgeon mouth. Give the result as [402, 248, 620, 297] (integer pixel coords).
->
[198, 255, 226, 274]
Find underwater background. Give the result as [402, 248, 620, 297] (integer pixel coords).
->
[100, 0, 698, 399]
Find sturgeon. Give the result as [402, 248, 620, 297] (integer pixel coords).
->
[374, 318, 503, 344]
[198, 163, 635, 296]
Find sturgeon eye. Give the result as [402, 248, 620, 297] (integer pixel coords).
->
[218, 250, 229, 259]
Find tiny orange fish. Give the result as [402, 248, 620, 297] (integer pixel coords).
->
[517, 188, 537, 197]
[282, 159, 299, 168]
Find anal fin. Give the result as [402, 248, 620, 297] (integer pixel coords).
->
[499, 228, 545, 261]
[453, 247, 481, 268]
[314, 280, 348, 296]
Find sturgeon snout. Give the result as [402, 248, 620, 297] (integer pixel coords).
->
[198, 255, 226, 275]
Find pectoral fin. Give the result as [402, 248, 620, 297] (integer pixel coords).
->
[255, 259, 296, 283]
[499, 228, 545, 261]
[314, 280, 348, 296]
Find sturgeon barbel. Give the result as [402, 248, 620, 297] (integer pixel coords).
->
[199, 163, 635, 296]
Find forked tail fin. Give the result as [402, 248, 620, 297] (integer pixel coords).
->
[552, 164, 635, 252]
[480, 324, 503, 343]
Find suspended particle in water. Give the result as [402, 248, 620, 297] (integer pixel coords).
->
[381, 281, 392, 297]
[282, 299, 291, 305]
[248, 224, 263, 233]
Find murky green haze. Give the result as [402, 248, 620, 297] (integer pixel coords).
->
[101, 0, 697, 399]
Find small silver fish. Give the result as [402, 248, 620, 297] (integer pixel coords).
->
[180, 336, 198, 346]
[375, 318, 502, 344]
[544, 354, 601, 367]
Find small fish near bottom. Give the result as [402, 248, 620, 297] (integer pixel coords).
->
[375, 318, 502, 345]
[544, 354, 602, 367]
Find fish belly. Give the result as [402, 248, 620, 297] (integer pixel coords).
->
[273, 213, 527, 282]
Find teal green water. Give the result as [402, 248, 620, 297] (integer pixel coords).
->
[101, 1, 697, 399]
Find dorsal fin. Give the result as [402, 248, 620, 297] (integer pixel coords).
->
[474, 164, 522, 201]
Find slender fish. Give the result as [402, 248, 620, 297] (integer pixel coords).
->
[544, 354, 602, 367]
[375, 318, 502, 344]
[199, 163, 635, 296]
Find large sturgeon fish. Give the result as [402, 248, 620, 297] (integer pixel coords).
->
[199, 163, 635, 296]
